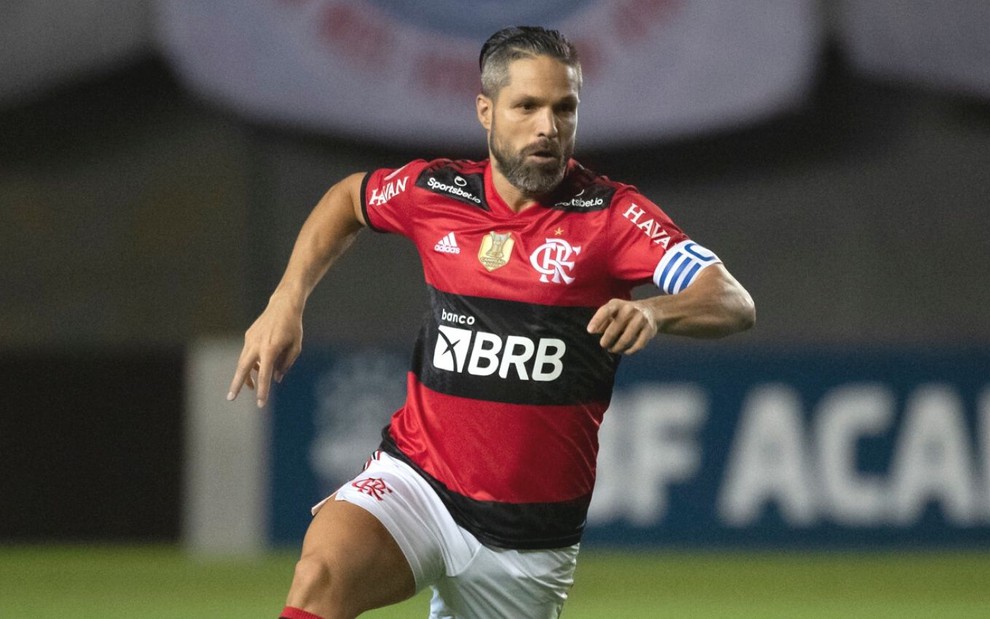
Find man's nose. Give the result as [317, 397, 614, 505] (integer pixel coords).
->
[535, 108, 558, 138]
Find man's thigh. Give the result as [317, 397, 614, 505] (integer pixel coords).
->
[289, 497, 416, 616]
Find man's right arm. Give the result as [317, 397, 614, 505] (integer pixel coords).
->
[228, 172, 367, 407]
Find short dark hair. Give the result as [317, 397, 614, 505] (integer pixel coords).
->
[479, 26, 581, 98]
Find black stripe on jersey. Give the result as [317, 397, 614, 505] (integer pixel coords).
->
[413, 286, 619, 406]
[379, 430, 588, 549]
[415, 161, 489, 211]
[359, 172, 383, 233]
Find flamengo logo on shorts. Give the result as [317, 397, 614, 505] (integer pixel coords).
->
[433, 325, 565, 381]
[434, 232, 461, 254]
[352, 477, 392, 501]
[530, 238, 581, 284]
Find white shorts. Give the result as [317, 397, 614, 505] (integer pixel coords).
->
[313, 451, 579, 619]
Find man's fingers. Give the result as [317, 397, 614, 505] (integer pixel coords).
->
[275, 346, 302, 384]
[229, 310, 302, 405]
[590, 300, 633, 352]
[587, 301, 619, 334]
[624, 328, 654, 356]
[227, 354, 257, 401]
[603, 319, 642, 353]
[591, 301, 657, 354]
[255, 353, 276, 408]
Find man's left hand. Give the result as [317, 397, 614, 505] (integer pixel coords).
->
[587, 299, 658, 354]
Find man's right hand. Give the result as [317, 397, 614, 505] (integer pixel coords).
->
[226, 172, 366, 408]
[227, 294, 304, 408]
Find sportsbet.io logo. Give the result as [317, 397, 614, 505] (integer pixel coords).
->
[433, 324, 565, 382]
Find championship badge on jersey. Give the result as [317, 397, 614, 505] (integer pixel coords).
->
[478, 231, 514, 271]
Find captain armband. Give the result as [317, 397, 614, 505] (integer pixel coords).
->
[653, 241, 721, 294]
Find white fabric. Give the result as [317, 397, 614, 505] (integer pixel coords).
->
[321, 451, 579, 618]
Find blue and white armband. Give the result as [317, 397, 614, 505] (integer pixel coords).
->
[653, 241, 721, 294]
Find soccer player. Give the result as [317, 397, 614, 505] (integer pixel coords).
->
[228, 26, 755, 619]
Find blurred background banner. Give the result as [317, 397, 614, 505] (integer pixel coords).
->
[265, 345, 990, 549]
[836, 0, 990, 97]
[155, 0, 822, 147]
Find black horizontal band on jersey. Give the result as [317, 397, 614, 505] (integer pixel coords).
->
[379, 430, 589, 550]
[414, 286, 619, 406]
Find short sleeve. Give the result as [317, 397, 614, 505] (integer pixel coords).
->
[361, 160, 428, 236]
[608, 188, 721, 294]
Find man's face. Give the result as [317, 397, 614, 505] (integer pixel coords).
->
[480, 56, 580, 196]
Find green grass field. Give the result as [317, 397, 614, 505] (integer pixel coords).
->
[2, 545, 989, 618]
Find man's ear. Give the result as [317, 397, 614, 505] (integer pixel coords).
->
[476, 94, 493, 131]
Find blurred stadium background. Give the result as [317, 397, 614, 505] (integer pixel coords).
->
[2, 1, 989, 617]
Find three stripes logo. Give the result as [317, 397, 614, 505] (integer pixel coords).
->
[434, 232, 461, 254]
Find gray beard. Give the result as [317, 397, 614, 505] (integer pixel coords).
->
[489, 132, 570, 197]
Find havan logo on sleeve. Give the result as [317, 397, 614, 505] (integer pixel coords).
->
[622, 203, 672, 248]
[369, 175, 408, 206]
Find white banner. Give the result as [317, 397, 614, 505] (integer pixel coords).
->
[836, 0, 990, 98]
[156, 0, 822, 148]
[0, 0, 152, 106]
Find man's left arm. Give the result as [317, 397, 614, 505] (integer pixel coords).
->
[587, 264, 755, 354]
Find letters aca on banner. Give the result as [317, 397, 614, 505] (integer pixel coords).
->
[269, 346, 990, 548]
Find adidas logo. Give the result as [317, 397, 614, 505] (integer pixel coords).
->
[434, 232, 461, 254]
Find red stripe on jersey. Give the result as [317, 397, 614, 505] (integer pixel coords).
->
[388, 372, 607, 504]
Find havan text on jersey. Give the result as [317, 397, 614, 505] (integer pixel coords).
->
[369, 175, 408, 206]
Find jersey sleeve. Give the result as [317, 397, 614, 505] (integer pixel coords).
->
[360, 160, 428, 236]
[608, 188, 721, 294]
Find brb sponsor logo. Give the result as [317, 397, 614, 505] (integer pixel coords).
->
[427, 175, 482, 204]
[433, 312, 565, 381]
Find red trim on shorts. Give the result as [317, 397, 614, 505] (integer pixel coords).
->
[280, 606, 325, 619]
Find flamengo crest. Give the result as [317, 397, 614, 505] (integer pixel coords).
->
[530, 238, 581, 284]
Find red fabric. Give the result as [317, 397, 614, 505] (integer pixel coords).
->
[280, 606, 324, 619]
[393, 373, 606, 502]
[363, 158, 690, 305]
[362, 157, 696, 546]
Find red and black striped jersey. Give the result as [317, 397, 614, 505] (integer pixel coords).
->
[361, 157, 720, 549]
